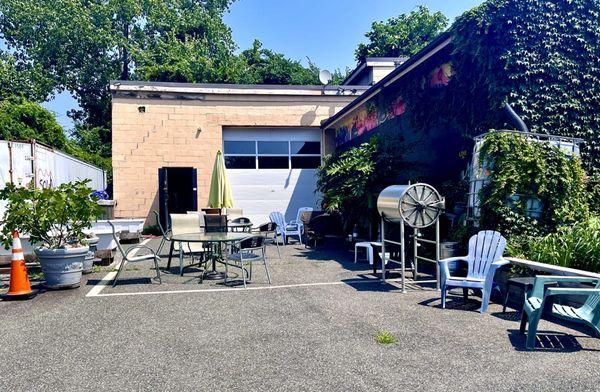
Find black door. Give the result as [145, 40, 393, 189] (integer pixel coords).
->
[158, 167, 198, 228]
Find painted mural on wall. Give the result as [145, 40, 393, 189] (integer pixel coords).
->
[334, 62, 454, 147]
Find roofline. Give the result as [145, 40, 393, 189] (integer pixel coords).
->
[110, 80, 370, 96]
[341, 57, 408, 85]
[322, 33, 453, 129]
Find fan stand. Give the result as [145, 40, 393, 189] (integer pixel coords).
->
[380, 217, 441, 293]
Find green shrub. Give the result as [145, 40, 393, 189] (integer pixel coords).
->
[0, 180, 102, 249]
[511, 216, 600, 273]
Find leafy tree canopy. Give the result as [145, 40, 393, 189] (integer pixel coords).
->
[355, 5, 448, 61]
[0, 97, 67, 149]
[0, 52, 54, 102]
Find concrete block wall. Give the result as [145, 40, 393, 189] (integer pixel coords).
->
[112, 92, 357, 223]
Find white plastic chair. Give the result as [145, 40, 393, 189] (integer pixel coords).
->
[290, 207, 313, 237]
[438, 230, 508, 313]
[269, 211, 302, 245]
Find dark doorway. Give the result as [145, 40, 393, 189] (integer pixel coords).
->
[158, 167, 198, 228]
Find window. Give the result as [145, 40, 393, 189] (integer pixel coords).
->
[291, 156, 321, 169]
[258, 141, 289, 155]
[258, 156, 289, 169]
[224, 139, 321, 169]
[224, 141, 255, 155]
[291, 141, 320, 155]
[225, 156, 255, 169]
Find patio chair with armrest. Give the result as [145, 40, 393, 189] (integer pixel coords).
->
[168, 213, 208, 275]
[252, 221, 281, 258]
[108, 221, 161, 287]
[520, 276, 600, 349]
[152, 210, 171, 255]
[290, 207, 313, 238]
[438, 230, 509, 313]
[269, 211, 302, 245]
[230, 217, 252, 232]
[226, 235, 271, 288]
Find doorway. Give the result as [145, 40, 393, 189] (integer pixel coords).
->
[158, 167, 197, 228]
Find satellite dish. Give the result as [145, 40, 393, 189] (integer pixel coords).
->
[319, 69, 332, 85]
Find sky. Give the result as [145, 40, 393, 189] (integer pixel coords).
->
[44, 0, 484, 129]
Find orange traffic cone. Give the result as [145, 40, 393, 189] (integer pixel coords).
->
[0, 230, 37, 300]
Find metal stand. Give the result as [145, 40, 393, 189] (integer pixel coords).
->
[380, 217, 441, 292]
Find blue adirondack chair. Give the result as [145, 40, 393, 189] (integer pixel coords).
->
[438, 230, 508, 313]
[520, 276, 600, 349]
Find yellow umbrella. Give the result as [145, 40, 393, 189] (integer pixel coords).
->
[207, 150, 234, 208]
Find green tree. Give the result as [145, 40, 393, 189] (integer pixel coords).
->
[0, 0, 237, 128]
[355, 5, 448, 61]
[0, 97, 67, 149]
[0, 52, 54, 102]
[237, 40, 320, 85]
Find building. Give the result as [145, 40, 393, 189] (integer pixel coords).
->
[111, 82, 369, 224]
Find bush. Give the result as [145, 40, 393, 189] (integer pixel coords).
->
[509, 216, 600, 273]
[0, 180, 102, 249]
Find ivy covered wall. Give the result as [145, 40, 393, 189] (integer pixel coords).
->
[328, 0, 600, 175]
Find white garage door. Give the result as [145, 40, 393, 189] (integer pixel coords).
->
[223, 128, 322, 224]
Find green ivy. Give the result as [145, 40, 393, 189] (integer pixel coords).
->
[448, 0, 600, 174]
[478, 131, 589, 237]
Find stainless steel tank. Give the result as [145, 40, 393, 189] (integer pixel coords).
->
[377, 183, 445, 228]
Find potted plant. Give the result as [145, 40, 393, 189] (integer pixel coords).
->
[0, 180, 101, 288]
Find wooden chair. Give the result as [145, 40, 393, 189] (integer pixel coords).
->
[438, 230, 508, 313]
[520, 276, 600, 349]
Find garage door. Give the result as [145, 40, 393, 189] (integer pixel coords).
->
[223, 128, 322, 224]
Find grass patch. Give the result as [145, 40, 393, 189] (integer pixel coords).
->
[375, 331, 397, 345]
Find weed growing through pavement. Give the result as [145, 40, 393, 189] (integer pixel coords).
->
[376, 331, 397, 345]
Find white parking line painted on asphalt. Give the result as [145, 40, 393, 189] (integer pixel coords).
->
[86, 277, 435, 298]
[85, 238, 152, 298]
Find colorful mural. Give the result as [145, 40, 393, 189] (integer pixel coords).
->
[334, 62, 454, 147]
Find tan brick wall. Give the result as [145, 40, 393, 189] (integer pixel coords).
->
[112, 93, 356, 223]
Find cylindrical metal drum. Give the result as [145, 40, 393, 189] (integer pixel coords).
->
[376, 183, 445, 228]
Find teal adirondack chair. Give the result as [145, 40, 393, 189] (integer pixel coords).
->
[520, 276, 600, 349]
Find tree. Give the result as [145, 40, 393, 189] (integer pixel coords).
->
[237, 40, 320, 85]
[0, 52, 54, 102]
[0, 97, 67, 149]
[0, 0, 237, 128]
[355, 5, 448, 61]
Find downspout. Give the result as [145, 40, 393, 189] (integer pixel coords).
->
[503, 102, 529, 133]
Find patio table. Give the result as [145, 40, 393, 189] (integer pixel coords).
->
[170, 232, 250, 280]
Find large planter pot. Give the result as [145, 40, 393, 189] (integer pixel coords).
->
[35, 246, 89, 289]
[83, 237, 99, 274]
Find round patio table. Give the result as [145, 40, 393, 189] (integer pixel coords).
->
[171, 232, 250, 280]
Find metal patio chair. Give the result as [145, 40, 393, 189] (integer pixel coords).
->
[226, 235, 271, 288]
[252, 221, 281, 258]
[204, 214, 228, 233]
[152, 210, 171, 255]
[230, 216, 252, 232]
[109, 221, 161, 287]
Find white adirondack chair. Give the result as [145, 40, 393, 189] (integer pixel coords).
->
[290, 207, 313, 236]
[269, 211, 302, 245]
[438, 230, 508, 313]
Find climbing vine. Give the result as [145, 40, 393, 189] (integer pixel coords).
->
[448, 0, 600, 174]
[478, 131, 589, 237]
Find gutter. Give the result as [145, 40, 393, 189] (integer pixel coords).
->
[321, 33, 453, 130]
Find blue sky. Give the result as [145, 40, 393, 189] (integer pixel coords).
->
[44, 0, 483, 129]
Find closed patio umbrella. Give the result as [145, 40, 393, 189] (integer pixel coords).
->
[207, 150, 234, 208]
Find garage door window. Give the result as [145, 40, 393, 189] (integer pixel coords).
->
[224, 140, 321, 169]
